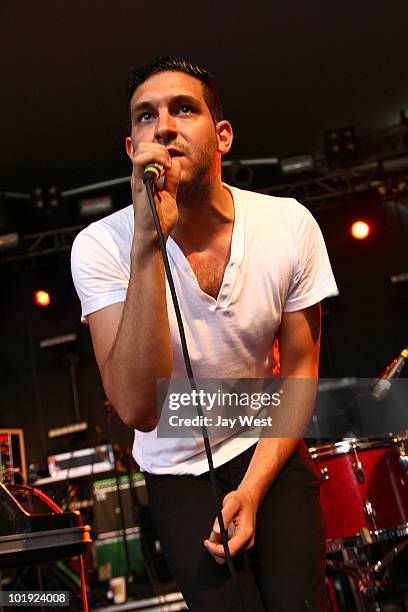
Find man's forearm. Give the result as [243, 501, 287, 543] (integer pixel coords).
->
[238, 375, 319, 507]
[239, 301, 322, 508]
[102, 237, 172, 431]
[238, 437, 299, 506]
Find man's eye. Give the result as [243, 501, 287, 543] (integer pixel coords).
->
[179, 105, 192, 114]
[139, 112, 153, 122]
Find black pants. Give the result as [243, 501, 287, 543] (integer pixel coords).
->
[144, 443, 327, 612]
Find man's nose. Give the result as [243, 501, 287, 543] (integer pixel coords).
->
[154, 110, 177, 144]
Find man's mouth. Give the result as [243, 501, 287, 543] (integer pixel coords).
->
[167, 148, 185, 158]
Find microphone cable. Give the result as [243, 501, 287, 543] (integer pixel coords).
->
[143, 163, 245, 611]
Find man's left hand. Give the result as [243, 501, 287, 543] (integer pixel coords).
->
[203, 488, 257, 564]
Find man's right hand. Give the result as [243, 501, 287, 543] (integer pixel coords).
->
[129, 143, 182, 241]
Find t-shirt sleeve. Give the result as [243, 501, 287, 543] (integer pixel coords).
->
[71, 226, 129, 323]
[284, 201, 338, 312]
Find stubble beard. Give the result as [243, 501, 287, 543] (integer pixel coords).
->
[176, 143, 219, 209]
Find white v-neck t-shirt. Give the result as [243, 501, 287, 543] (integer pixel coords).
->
[71, 185, 338, 475]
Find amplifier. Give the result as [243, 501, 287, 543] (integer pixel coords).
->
[94, 528, 144, 579]
[92, 474, 175, 584]
[92, 473, 147, 536]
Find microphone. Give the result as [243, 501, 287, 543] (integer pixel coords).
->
[371, 347, 408, 401]
[143, 162, 163, 184]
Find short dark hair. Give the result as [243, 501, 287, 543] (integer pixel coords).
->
[126, 56, 223, 127]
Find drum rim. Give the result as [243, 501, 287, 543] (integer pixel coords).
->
[309, 436, 398, 458]
[326, 522, 408, 553]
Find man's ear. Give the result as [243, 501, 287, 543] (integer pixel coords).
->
[216, 120, 233, 155]
[125, 136, 134, 160]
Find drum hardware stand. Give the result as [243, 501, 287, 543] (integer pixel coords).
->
[327, 530, 408, 611]
[327, 546, 381, 611]
[314, 436, 408, 609]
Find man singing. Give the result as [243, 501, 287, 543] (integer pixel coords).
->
[71, 56, 338, 611]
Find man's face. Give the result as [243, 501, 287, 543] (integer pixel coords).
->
[126, 71, 229, 185]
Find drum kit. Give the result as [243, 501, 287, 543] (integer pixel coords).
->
[310, 434, 408, 611]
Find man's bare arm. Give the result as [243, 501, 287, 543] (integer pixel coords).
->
[88, 240, 172, 431]
[237, 302, 321, 504]
[88, 145, 181, 432]
[204, 303, 321, 563]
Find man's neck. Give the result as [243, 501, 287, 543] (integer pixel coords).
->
[171, 178, 234, 253]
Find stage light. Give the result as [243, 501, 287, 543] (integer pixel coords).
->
[280, 154, 315, 176]
[79, 194, 113, 218]
[32, 186, 61, 210]
[324, 126, 358, 167]
[34, 290, 51, 307]
[48, 185, 60, 208]
[0, 232, 19, 251]
[33, 187, 45, 209]
[351, 220, 370, 240]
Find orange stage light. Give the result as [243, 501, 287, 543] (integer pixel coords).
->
[34, 290, 51, 307]
[350, 220, 370, 240]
